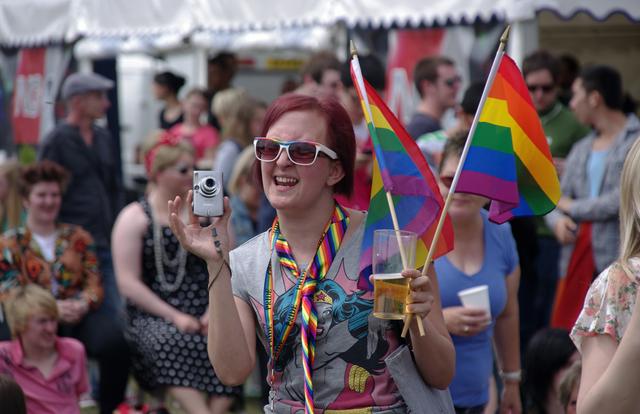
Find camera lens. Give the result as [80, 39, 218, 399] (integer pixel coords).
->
[197, 176, 218, 198]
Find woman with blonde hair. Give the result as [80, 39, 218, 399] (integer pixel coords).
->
[112, 130, 239, 414]
[0, 160, 24, 232]
[0, 284, 88, 414]
[212, 89, 266, 189]
[571, 136, 640, 413]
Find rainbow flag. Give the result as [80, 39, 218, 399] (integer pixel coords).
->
[457, 53, 561, 224]
[351, 56, 454, 290]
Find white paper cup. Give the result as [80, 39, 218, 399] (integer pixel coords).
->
[457, 285, 491, 318]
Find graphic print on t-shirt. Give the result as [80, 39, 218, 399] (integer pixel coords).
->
[249, 258, 404, 412]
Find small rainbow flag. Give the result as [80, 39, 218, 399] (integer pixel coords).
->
[457, 53, 561, 224]
[351, 55, 454, 290]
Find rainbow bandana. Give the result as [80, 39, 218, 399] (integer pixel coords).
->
[264, 203, 350, 414]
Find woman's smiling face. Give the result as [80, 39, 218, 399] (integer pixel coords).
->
[260, 110, 343, 212]
[24, 181, 62, 226]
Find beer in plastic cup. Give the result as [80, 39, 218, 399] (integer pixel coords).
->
[372, 229, 417, 320]
[373, 273, 410, 319]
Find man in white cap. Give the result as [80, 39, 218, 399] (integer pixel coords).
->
[38, 72, 129, 414]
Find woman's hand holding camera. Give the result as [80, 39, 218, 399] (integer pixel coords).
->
[169, 190, 232, 265]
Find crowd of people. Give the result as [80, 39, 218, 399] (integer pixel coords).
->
[0, 45, 637, 414]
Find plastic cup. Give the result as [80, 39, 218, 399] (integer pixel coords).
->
[372, 229, 417, 320]
[457, 284, 491, 318]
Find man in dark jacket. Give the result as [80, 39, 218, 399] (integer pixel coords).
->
[38, 73, 128, 413]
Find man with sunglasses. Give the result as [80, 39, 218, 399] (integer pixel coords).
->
[406, 56, 461, 141]
[522, 51, 590, 335]
[523, 50, 591, 176]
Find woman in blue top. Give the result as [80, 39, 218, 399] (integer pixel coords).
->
[436, 133, 522, 414]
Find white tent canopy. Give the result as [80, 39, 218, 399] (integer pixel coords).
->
[536, 0, 640, 21]
[0, 0, 72, 47]
[69, 0, 196, 39]
[191, 0, 640, 32]
[338, 0, 512, 29]
[193, 0, 341, 32]
[0, 0, 196, 47]
[0, 0, 638, 47]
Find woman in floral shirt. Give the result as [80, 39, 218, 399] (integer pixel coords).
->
[0, 216, 102, 308]
[0, 161, 102, 307]
[0, 160, 129, 414]
[571, 137, 640, 413]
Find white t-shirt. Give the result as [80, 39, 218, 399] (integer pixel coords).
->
[32, 231, 58, 295]
[32, 232, 57, 262]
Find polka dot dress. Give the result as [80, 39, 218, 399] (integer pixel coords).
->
[123, 199, 240, 396]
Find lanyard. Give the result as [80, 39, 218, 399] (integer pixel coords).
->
[263, 204, 349, 413]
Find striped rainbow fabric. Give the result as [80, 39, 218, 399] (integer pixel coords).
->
[350, 57, 454, 289]
[457, 53, 561, 224]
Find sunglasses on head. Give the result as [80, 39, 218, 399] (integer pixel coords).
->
[253, 137, 338, 166]
[439, 175, 454, 189]
[527, 83, 554, 93]
[444, 76, 462, 88]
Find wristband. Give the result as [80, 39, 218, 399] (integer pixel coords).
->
[207, 258, 231, 291]
[499, 370, 522, 383]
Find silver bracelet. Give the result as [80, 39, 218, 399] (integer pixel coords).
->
[499, 370, 522, 382]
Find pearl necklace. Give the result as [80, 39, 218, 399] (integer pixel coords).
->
[152, 215, 187, 293]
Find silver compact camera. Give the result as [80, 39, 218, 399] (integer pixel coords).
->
[192, 170, 224, 217]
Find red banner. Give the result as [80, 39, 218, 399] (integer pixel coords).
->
[12, 48, 46, 145]
[386, 29, 446, 123]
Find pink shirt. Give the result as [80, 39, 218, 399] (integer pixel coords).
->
[0, 337, 89, 414]
[169, 123, 220, 161]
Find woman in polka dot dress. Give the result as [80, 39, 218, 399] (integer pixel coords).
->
[112, 130, 240, 414]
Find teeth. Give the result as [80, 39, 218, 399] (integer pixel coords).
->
[275, 176, 298, 185]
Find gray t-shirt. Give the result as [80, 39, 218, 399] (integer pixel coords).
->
[231, 219, 406, 413]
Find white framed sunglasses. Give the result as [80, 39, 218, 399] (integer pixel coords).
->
[253, 137, 338, 166]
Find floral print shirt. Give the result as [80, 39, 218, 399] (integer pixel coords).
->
[571, 257, 640, 351]
[0, 224, 103, 308]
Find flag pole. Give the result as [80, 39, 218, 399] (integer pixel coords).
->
[351, 41, 426, 336]
[401, 25, 512, 338]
